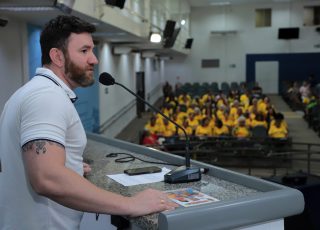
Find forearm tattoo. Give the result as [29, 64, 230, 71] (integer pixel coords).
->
[22, 140, 64, 154]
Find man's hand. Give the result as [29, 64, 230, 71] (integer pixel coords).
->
[127, 188, 179, 217]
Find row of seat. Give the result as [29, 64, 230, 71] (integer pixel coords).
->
[162, 136, 292, 170]
[281, 80, 320, 136]
[175, 81, 257, 96]
[305, 104, 320, 136]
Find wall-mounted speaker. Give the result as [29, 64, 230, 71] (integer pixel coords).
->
[163, 20, 176, 39]
[0, 18, 8, 27]
[105, 0, 126, 9]
[184, 38, 193, 49]
[163, 27, 180, 48]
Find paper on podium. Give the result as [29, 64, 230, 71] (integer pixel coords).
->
[107, 167, 171, 186]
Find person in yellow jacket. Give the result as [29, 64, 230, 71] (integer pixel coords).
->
[165, 93, 178, 107]
[187, 112, 199, 132]
[195, 117, 213, 137]
[258, 96, 270, 116]
[171, 113, 183, 127]
[240, 90, 250, 110]
[221, 110, 234, 129]
[178, 118, 193, 136]
[269, 113, 288, 131]
[178, 92, 192, 107]
[213, 119, 229, 137]
[157, 118, 176, 137]
[186, 103, 196, 116]
[194, 107, 204, 122]
[200, 91, 214, 105]
[144, 116, 161, 135]
[162, 104, 173, 117]
[216, 104, 226, 121]
[176, 105, 188, 121]
[248, 98, 259, 115]
[251, 113, 268, 128]
[232, 116, 251, 138]
[268, 117, 288, 139]
[230, 100, 243, 121]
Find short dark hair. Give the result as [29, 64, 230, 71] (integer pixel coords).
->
[40, 15, 96, 65]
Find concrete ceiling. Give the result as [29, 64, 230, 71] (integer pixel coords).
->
[0, 1, 185, 57]
[186, 0, 296, 7]
[0, 0, 311, 57]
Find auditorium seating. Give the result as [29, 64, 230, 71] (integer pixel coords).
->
[281, 80, 320, 136]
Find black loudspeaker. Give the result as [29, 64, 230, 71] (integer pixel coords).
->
[163, 28, 180, 48]
[163, 20, 176, 39]
[278, 27, 299, 39]
[185, 38, 193, 49]
[105, 0, 126, 9]
[0, 18, 8, 27]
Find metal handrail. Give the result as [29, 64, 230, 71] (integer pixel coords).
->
[160, 138, 320, 176]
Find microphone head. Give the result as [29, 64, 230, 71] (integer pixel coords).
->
[99, 72, 115, 86]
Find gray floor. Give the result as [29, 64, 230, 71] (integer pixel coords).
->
[116, 95, 320, 177]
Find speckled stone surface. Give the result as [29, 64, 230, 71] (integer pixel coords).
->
[84, 138, 261, 229]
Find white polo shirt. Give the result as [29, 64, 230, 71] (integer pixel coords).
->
[0, 67, 87, 230]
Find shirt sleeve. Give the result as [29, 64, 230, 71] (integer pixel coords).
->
[20, 87, 73, 147]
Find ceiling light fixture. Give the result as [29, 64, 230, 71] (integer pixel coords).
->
[0, 6, 56, 11]
[181, 19, 186, 25]
[150, 32, 162, 43]
[209, 1, 231, 6]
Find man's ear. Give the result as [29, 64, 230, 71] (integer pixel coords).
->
[49, 48, 65, 67]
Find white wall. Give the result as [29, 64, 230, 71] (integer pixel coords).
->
[99, 43, 135, 137]
[164, 1, 320, 86]
[98, 44, 163, 137]
[144, 57, 162, 105]
[0, 18, 28, 111]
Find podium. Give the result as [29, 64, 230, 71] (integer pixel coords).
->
[85, 133, 304, 230]
[265, 172, 320, 230]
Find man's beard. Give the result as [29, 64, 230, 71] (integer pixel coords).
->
[64, 56, 95, 87]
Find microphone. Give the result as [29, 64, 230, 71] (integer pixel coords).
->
[99, 72, 202, 183]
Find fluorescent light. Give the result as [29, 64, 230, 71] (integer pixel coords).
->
[180, 19, 186, 25]
[0, 6, 56, 11]
[210, 2, 231, 6]
[150, 32, 162, 43]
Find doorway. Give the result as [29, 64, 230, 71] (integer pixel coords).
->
[136, 71, 145, 117]
[255, 61, 279, 94]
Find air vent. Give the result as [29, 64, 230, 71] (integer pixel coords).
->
[202, 59, 220, 68]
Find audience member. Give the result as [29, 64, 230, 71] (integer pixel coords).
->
[299, 80, 311, 104]
[162, 81, 172, 99]
[142, 130, 159, 146]
[195, 117, 213, 137]
[232, 116, 251, 138]
[178, 118, 193, 136]
[213, 119, 229, 137]
[268, 116, 288, 139]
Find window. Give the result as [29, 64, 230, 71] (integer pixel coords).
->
[255, 8, 272, 27]
[303, 6, 320, 26]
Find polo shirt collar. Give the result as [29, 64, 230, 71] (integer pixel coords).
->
[35, 67, 78, 103]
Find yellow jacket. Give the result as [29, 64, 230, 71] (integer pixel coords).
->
[268, 125, 288, 138]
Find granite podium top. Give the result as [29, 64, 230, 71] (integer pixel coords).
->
[84, 133, 304, 230]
